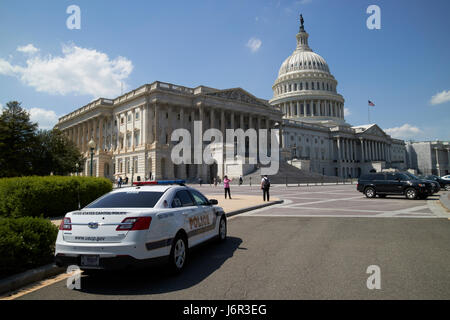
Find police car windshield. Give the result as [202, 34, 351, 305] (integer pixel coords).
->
[85, 191, 164, 208]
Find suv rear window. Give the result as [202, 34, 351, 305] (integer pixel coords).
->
[85, 191, 164, 208]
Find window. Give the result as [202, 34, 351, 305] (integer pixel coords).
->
[135, 112, 140, 120]
[127, 114, 132, 122]
[121, 117, 124, 124]
[300, 82, 303, 90]
[190, 190, 209, 206]
[173, 190, 195, 207]
[86, 191, 164, 208]
[306, 82, 309, 90]
[311, 82, 314, 90]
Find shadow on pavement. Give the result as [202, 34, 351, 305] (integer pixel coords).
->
[77, 236, 243, 296]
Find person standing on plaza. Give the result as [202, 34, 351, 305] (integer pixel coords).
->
[261, 175, 271, 201]
[223, 175, 232, 199]
[118, 176, 122, 188]
[239, 176, 243, 186]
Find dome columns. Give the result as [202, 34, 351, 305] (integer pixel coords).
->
[279, 99, 344, 120]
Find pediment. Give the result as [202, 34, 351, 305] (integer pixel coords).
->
[359, 124, 388, 138]
[206, 88, 267, 107]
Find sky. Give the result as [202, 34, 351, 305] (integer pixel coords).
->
[0, 0, 449, 141]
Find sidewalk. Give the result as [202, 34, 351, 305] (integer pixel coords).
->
[439, 191, 450, 212]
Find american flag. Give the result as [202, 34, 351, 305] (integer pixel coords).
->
[368, 100, 375, 106]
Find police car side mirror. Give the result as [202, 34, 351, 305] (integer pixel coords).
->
[209, 199, 218, 205]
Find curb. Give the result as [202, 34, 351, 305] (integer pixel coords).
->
[0, 263, 65, 296]
[438, 191, 450, 213]
[0, 201, 283, 296]
[226, 200, 284, 218]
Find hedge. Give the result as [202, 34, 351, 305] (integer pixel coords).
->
[0, 217, 59, 278]
[0, 176, 112, 218]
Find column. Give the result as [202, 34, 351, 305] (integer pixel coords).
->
[240, 112, 244, 129]
[220, 110, 225, 137]
[336, 137, 341, 177]
[230, 111, 235, 129]
[360, 139, 365, 162]
[349, 139, 353, 161]
[210, 108, 215, 129]
[99, 116, 104, 153]
[296, 101, 301, 117]
[154, 104, 159, 144]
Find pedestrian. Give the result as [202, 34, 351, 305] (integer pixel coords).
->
[199, 177, 203, 186]
[214, 177, 217, 187]
[239, 176, 243, 186]
[261, 175, 271, 201]
[125, 176, 129, 185]
[223, 175, 232, 199]
[118, 176, 122, 188]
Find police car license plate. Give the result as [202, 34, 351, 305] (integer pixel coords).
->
[80, 255, 99, 267]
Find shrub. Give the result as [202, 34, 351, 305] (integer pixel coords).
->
[0, 176, 112, 218]
[0, 217, 58, 278]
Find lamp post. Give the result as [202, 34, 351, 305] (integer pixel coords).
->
[75, 163, 79, 176]
[88, 139, 96, 176]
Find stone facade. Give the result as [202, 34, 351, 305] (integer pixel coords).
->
[55, 82, 282, 182]
[406, 141, 450, 176]
[270, 20, 407, 178]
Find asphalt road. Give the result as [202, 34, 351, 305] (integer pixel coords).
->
[16, 185, 450, 300]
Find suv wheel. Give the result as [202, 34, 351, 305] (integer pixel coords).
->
[405, 188, 417, 200]
[364, 187, 376, 198]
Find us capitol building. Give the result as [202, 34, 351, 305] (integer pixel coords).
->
[55, 17, 407, 181]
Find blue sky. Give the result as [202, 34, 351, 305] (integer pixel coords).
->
[0, 0, 449, 140]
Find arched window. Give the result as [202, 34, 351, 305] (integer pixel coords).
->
[305, 82, 309, 90]
[300, 82, 303, 90]
[311, 82, 314, 90]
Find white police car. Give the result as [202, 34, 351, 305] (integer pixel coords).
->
[55, 180, 226, 273]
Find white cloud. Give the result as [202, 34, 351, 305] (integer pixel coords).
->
[384, 124, 422, 139]
[297, 0, 312, 4]
[430, 90, 450, 105]
[344, 108, 351, 116]
[0, 44, 133, 98]
[17, 44, 39, 54]
[28, 108, 59, 130]
[246, 37, 262, 53]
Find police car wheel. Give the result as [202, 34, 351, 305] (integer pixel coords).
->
[218, 217, 227, 242]
[405, 188, 417, 200]
[169, 234, 187, 273]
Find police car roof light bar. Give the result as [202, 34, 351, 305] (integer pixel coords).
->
[133, 180, 186, 186]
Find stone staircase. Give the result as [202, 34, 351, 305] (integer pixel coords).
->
[228, 161, 342, 185]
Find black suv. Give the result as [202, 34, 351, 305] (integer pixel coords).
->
[357, 172, 434, 199]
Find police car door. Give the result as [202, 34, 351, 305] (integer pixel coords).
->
[188, 189, 216, 245]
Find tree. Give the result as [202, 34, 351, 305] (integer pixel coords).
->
[33, 129, 85, 176]
[0, 101, 38, 177]
[0, 101, 84, 177]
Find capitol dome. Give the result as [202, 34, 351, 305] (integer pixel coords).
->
[269, 18, 345, 124]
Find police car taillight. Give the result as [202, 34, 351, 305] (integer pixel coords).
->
[59, 217, 72, 231]
[116, 217, 152, 231]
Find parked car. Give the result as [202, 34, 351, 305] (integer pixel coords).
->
[404, 172, 440, 194]
[55, 180, 227, 273]
[440, 175, 450, 181]
[357, 172, 434, 200]
[422, 175, 449, 189]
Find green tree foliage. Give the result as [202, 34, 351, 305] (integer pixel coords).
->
[0, 101, 84, 177]
[0, 101, 38, 177]
[34, 129, 85, 176]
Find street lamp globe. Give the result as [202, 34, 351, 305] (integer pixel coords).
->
[88, 139, 96, 150]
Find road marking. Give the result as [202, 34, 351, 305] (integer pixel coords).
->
[239, 214, 439, 219]
[0, 272, 73, 300]
[281, 196, 363, 208]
